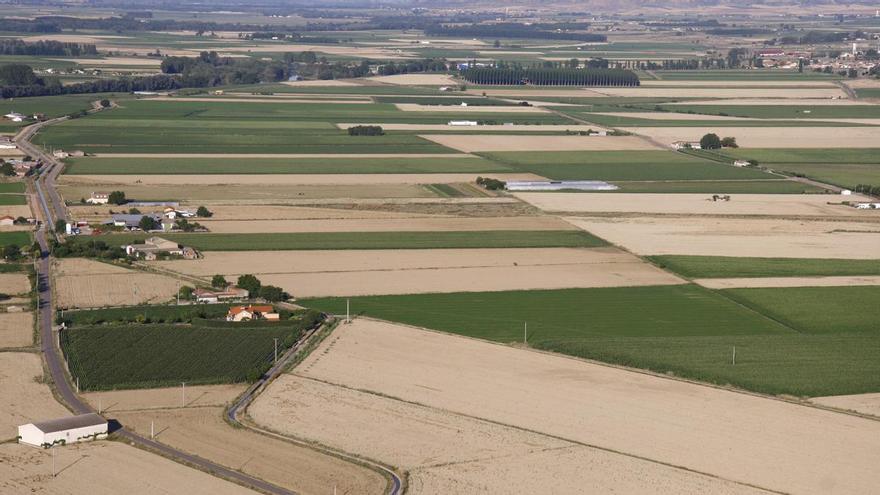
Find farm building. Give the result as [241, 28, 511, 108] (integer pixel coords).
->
[87, 192, 110, 204]
[194, 286, 249, 303]
[733, 160, 751, 167]
[4, 112, 25, 122]
[0, 137, 16, 149]
[671, 141, 702, 150]
[506, 180, 619, 192]
[448, 120, 479, 126]
[227, 305, 280, 322]
[18, 413, 108, 448]
[0, 215, 14, 226]
[107, 213, 163, 230]
[125, 236, 197, 260]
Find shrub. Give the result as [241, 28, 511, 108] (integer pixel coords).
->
[476, 176, 507, 191]
[348, 125, 384, 136]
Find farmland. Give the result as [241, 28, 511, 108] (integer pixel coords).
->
[301, 286, 880, 396]
[481, 150, 775, 181]
[712, 148, 880, 187]
[650, 255, 880, 279]
[60, 307, 322, 390]
[72, 230, 607, 251]
[66, 155, 509, 175]
[0, 231, 31, 247]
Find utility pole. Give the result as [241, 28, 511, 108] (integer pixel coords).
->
[52, 447, 56, 477]
[524, 322, 527, 345]
[98, 398, 102, 414]
[76, 376, 79, 393]
[176, 280, 180, 305]
[181, 382, 186, 407]
[274, 338, 279, 363]
[732, 346, 736, 366]
[151, 421, 154, 439]
[346, 298, 350, 323]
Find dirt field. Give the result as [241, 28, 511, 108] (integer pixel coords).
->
[198, 215, 575, 233]
[83, 384, 245, 413]
[564, 216, 880, 259]
[280, 79, 360, 87]
[639, 80, 839, 88]
[811, 393, 880, 417]
[53, 258, 179, 309]
[0, 312, 33, 348]
[419, 134, 659, 152]
[112, 406, 386, 495]
[156, 247, 683, 297]
[595, 87, 847, 98]
[0, 352, 69, 439]
[395, 103, 549, 113]
[0, 442, 257, 495]
[0, 274, 31, 295]
[0, 206, 34, 218]
[666, 98, 869, 106]
[367, 74, 459, 85]
[623, 126, 880, 148]
[252, 376, 760, 495]
[516, 192, 873, 217]
[253, 318, 880, 495]
[69, 173, 543, 186]
[695, 275, 880, 289]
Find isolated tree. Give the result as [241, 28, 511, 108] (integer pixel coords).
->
[179, 285, 194, 301]
[493, 39, 501, 48]
[99, 99, 111, 108]
[54, 219, 67, 233]
[720, 136, 738, 148]
[196, 206, 213, 218]
[237, 274, 262, 295]
[108, 190, 126, 205]
[211, 274, 228, 288]
[700, 133, 722, 150]
[2, 244, 21, 261]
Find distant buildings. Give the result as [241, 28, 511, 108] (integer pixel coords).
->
[671, 141, 702, 150]
[505, 180, 619, 191]
[227, 305, 280, 322]
[124, 236, 198, 260]
[448, 120, 479, 126]
[194, 286, 249, 303]
[87, 192, 110, 204]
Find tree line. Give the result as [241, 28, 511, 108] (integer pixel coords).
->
[462, 67, 639, 87]
[424, 23, 606, 42]
[0, 39, 98, 57]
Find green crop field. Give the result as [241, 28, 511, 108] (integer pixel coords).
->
[0, 231, 31, 246]
[76, 230, 607, 251]
[650, 255, 880, 278]
[653, 70, 840, 81]
[0, 183, 26, 193]
[302, 284, 879, 396]
[573, 113, 868, 127]
[61, 323, 303, 390]
[713, 148, 880, 187]
[481, 150, 774, 181]
[0, 93, 126, 132]
[653, 105, 880, 119]
[65, 156, 510, 174]
[35, 99, 572, 153]
[725, 286, 880, 335]
[611, 180, 822, 194]
[0, 194, 27, 205]
[63, 304, 233, 326]
[856, 88, 880, 99]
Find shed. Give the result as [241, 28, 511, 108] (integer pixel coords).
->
[0, 215, 14, 226]
[18, 413, 108, 448]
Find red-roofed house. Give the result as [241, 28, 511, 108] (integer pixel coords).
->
[227, 305, 280, 322]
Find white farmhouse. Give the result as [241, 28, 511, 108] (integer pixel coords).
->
[448, 120, 479, 126]
[18, 413, 108, 448]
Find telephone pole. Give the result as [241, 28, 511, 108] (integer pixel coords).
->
[274, 338, 279, 363]
[524, 322, 527, 345]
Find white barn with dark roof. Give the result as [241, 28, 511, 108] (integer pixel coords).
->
[18, 413, 108, 448]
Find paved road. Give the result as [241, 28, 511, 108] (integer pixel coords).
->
[15, 117, 69, 225]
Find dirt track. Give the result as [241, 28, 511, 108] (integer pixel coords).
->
[254, 319, 880, 495]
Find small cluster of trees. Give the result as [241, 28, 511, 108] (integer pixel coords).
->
[348, 125, 384, 136]
[50, 239, 126, 259]
[377, 58, 450, 76]
[425, 23, 606, 42]
[476, 176, 506, 190]
[699, 134, 738, 150]
[854, 184, 880, 197]
[462, 67, 640, 87]
[206, 274, 288, 302]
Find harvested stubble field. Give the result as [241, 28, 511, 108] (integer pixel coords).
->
[53, 258, 179, 309]
[516, 193, 871, 217]
[65, 155, 508, 175]
[565, 216, 880, 259]
[94, 230, 606, 252]
[0, 274, 31, 295]
[611, 180, 821, 194]
[112, 406, 386, 495]
[254, 319, 880, 494]
[156, 247, 681, 297]
[624, 126, 880, 148]
[420, 134, 659, 152]
[336, 123, 606, 132]
[592, 87, 847, 98]
[253, 375, 759, 495]
[0, 352, 68, 438]
[810, 393, 880, 418]
[0, 442, 256, 495]
[83, 383, 245, 412]
[0, 312, 33, 348]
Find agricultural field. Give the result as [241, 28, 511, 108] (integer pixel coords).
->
[650, 255, 880, 279]
[0, 231, 31, 247]
[76, 230, 606, 251]
[52, 258, 180, 309]
[60, 306, 322, 390]
[712, 148, 880, 188]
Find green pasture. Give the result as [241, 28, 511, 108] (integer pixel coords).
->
[653, 104, 880, 119]
[611, 180, 821, 194]
[0, 231, 30, 246]
[650, 255, 880, 278]
[1, 93, 124, 132]
[714, 148, 880, 188]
